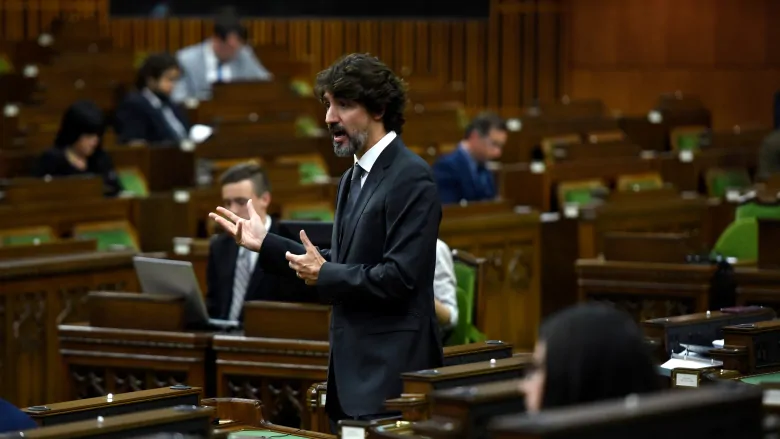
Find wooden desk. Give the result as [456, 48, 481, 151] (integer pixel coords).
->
[0, 251, 139, 408]
[576, 259, 715, 322]
[0, 406, 215, 439]
[487, 382, 762, 439]
[23, 386, 201, 426]
[58, 325, 213, 402]
[212, 302, 331, 430]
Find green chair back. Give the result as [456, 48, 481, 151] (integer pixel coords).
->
[563, 187, 594, 204]
[299, 161, 327, 185]
[677, 133, 700, 151]
[447, 260, 486, 346]
[2, 232, 52, 246]
[289, 210, 334, 222]
[117, 169, 149, 197]
[622, 178, 662, 191]
[736, 201, 780, 221]
[75, 229, 138, 251]
[709, 170, 751, 198]
[712, 217, 757, 261]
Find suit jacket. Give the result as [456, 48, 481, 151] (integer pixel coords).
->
[757, 130, 780, 181]
[432, 146, 496, 204]
[114, 90, 191, 145]
[172, 40, 272, 103]
[206, 221, 318, 320]
[258, 137, 444, 417]
[0, 398, 36, 433]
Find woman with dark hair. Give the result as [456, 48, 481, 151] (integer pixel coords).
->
[521, 302, 661, 412]
[33, 100, 122, 196]
[114, 52, 190, 145]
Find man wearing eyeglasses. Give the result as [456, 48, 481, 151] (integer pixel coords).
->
[206, 162, 316, 322]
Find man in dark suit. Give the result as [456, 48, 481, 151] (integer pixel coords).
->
[209, 53, 443, 431]
[757, 129, 780, 182]
[207, 162, 316, 321]
[432, 112, 508, 204]
[114, 53, 191, 145]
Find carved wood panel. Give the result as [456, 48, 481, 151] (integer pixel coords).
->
[440, 218, 542, 350]
[223, 375, 314, 429]
[1, 254, 138, 407]
[586, 294, 694, 322]
[69, 365, 189, 399]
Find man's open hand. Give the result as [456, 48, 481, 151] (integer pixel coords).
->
[208, 199, 267, 252]
[286, 230, 326, 285]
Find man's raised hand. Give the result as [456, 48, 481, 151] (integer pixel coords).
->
[208, 199, 267, 252]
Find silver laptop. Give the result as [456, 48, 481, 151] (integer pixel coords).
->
[132, 256, 239, 329]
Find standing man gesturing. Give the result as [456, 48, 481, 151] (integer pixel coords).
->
[209, 53, 443, 431]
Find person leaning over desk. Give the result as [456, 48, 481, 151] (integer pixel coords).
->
[210, 53, 443, 433]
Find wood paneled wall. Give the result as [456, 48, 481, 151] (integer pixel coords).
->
[561, 0, 780, 129]
[0, 0, 565, 111]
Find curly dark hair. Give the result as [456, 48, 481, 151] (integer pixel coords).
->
[135, 52, 180, 90]
[314, 53, 407, 134]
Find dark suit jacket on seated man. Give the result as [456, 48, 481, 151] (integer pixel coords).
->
[210, 53, 443, 429]
[0, 398, 36, 433]
[114, 53, 191, 145]
[207, 162, 318, 321]
[432, 112, 508, 204]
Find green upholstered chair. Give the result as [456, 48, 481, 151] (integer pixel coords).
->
[0, 226, 55, 246]
[446, 250, 486, 346]
[288, 210, 334, 222]
[0, 54, 13, 74]
[73, 221, 139, 251]
[677, 133, 700, 151]
[617, 173, 663, 192]
[557, 180, 606, 208]
[735, 200, 780, 221]
[298, 161, 328, 185]
[117, 168, 149, 197]
[712, 218, 757, 262]
[706, 168, 752, 198]
[564, 187, 595, 204]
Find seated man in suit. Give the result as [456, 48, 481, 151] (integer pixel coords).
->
[0, 398, 36, 433]
[207, 162, 316, 321]
[171, 7, 272, 103]
[757, 129, 780, 181]
[432, 112, 507, 204]
[114, 53, 190, 145]
[434, 239, 459, 342]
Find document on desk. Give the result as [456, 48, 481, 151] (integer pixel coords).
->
[660, 358, 723, 370]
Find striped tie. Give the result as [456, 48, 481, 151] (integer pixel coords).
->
[228, 248, 251, 321]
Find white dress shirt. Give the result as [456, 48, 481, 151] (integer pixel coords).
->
[353, 131, 397, 187]
[434, 239, 459, 329]
[204, 41, 233, 83]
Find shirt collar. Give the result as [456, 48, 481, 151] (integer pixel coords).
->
[353, 131, 396, 173]
[458, 142, 479, 173]
[142, 88, 162, 109]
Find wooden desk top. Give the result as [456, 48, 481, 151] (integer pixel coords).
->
[429, 378, 524, 404]
[24, 387, 202, 416]
[0, 250, 137, 280]
[0, 406, 214, 438]
[59, 323, 214, 347]
[402, 355, 532, 383]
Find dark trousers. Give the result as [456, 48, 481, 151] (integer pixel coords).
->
[327, 376, 399, 434]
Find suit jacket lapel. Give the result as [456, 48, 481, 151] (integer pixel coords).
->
[223, 239, 239, 316]
[338, 140, 401, 262]
[455, 147, 479, 199]
[333, 169, 352, 262]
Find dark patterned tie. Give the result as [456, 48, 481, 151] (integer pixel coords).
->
[344, 163, 365, 215]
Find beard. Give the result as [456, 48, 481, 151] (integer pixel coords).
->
[329, 123, 368, 157]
